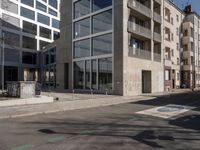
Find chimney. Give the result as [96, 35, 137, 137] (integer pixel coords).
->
[184, 5, 192, 14]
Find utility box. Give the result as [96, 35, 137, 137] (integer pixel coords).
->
[7, 81, 36, 98]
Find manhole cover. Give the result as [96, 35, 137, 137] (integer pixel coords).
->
[157, 105, 185, 112]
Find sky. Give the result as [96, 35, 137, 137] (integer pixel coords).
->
[174, 0, 200, 14]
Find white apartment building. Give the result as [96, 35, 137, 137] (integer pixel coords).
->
[164, 0, 185, 91]
[0, 0, 60, 88]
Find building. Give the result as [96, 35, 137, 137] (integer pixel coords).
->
[163, 0, 185, 91]
[181, 9, 200, 89]
[0, 0, 60, 88]
[55, 0, 164, 96]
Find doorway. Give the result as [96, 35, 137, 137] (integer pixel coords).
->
[142, 70, 152, 93]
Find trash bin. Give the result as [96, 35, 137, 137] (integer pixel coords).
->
[36, 83, 41, 95]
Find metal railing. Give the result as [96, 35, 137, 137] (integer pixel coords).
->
[128, 21, 152, 39]
[128, 0, 152, 18]
[129, 47, 151, 60]
[154, 12, 162, 23]
[154, 53, 161, 62]
[154, 32, 162, 42]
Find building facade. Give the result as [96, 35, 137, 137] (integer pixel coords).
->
[56, 0, 164, 96]
[163, 0, 185, 91]
[0, 0, 60, 87]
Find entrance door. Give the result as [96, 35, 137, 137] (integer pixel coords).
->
[142, 70, 152, 93]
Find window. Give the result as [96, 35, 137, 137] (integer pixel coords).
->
[52, 19, 60, 29]
[176, 15, 179, 22]
[23, 21, 37, 35]
[49, 8, 57, 17]
[50, 48, 56, 64]
[49, 0, 58, 9]
[92, 34, 112, 56]
[40, 26, 51, 39]
[165, 70, 170, 81]
[171, 17, 173, 25]
[37, 13, 50, 25]
[1, 1, 18, 14]
[53, 31, 60, 40]
[3, 31, 20, 47]
[36, 1, 47, 12]
[22, 52, 37, 64]
[74, 18, 90, 38]
[74, 61, 84, 89]
[176, 27, 179, 36]
[171, 33, 174, 41]
[40, 41, 50, 50]
[5, 48, 20, 62]
[2, 14, 20, 31]
[74, 39, 90, 58]
[92, 60, 97, 89]
[74, 0, 90, 19]
[171, 49, 174, 57]
[92, 10, 112, 34]
[21, 0, 34, 7]
[98, 58, 112, 90]
[92, 0, 112, 12]
[23, 36, 37, 49]
[21, 7, 35, 20]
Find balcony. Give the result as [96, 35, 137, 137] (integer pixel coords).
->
[155, 0, 161, 4]
[182, 22, 194, 30]
[183, 50, 194, 59]
[154, 12, 162, 23]
[182, 36, 194, 45]
[154, 53, 161, 62]
[128, 21, 152, 39]
[129, 47, 151, 60]
[128, 0, 152, 18]
[154, 32, 162, 43]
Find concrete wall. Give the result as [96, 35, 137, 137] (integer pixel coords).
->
[56, 0, 73, 90]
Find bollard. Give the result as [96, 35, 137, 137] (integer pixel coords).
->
[72, 89, 75, 100]
[91, 89, 93, 99]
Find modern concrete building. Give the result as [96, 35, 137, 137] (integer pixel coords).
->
[0, 0, 60, 88]
[55, 0, 164, 96]
[163, 0, 185, 91]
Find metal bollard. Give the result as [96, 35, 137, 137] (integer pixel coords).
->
[72, 89, 75, 100]
[91, 89, 93, 99]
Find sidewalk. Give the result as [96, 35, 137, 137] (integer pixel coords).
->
[0, 89, 193, 120]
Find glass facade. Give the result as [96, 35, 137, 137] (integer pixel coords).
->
[73, 0, 113, 91]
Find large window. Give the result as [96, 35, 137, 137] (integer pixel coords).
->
[49, 0, 58, 9]
[92, 10, 112, 34]
[21, 7, 35, 20]
[5, 48, 20, 63]
[37, 13, 50, 25]
[49, 8, 57, 17]
[74, 61, 84, 89]
[22, 52, 37, 64]
[40, 40, 50, 50]
[74, 39, 90, 58]
[92, 0, 112, 12]
[36, 1, 47, 12]
[22, 36, 37, 49]
[21, 0, 34, 7]
[98, 58, 112, 90]
[74, 18, 90, 38]
[52, 19, 60, 29]
[85, 60, 91, 89]
[23, 21, 37, 35]
[40, 26, 51, 39]
[92, 34, 112, 56]
[92, 60, 97, 89]
[74, 0, 90, 19]
[3, 31, 20, 47]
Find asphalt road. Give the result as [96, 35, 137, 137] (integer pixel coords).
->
[0, 92, 200, 150]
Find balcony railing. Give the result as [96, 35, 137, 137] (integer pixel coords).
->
[154, 32, 162, 42]
[129, 47, 151, 60]
[128, 0, 152, 18]
[128, 21, 152, 39]
[154, 12, 162, 23]
[154, 53, 161, 62]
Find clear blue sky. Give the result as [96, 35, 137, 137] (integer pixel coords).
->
[174, 0, 200, 14]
